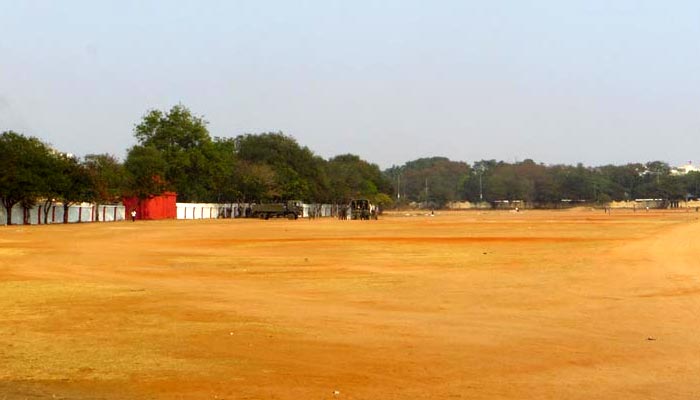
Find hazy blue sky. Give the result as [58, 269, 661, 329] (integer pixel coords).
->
[2, 1, 699, 168]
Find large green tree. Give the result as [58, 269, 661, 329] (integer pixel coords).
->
[0, 131, 55, 224]
[209, 137, 242, 203]
[124, 146, 168, 199]
[235, 132, 329, 201]
[327, 154, 389, 203]
[84, 154, 127, 204]
[133, 105, 215, 201]
[390, 157, 469, 207]
[54, 155, 95, 223]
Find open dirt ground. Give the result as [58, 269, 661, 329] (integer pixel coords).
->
[1, 209, 700, 399]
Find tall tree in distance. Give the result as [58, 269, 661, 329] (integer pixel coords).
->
[124, 146, 168, 199]
[392, 157, 469, 207]
[84, 154, 127, 204]
[133, 105, 215, 201]
[135, 104, 210, 151]
[328, 154, 390, 203]
[0, 131, 55, 225]
[235, 132, 329, 202]
[54, 155, 95, 223]
[209, 137, 242, 203]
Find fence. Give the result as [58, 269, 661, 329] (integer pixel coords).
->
[1, 201, 339, 225]
[175, 203, 337, 220]
[1, 203, 126, 225]
[176, 203, 241, 220]
[303, 204, 335, 218]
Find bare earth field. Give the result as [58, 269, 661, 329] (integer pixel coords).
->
[1, 209, 700, 399]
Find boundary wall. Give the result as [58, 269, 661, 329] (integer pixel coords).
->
[2, 201, 340, 225]
[1, 203, 125, 225]
[609, 200, 700, 209]
[303, 204, 334, 218]
[176, 203, 336, 219]
[446, 201, 496, 210]
[176, 203, 240, 220]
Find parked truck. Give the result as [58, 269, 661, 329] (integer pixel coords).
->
[250, 200, 303, 220]
[350, 199, 376, 220]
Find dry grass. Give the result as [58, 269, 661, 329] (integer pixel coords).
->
[1, 209, 699, 399]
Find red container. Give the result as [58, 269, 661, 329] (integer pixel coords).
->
[122, 192, 177, 220]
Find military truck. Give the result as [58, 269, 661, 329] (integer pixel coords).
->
[250, 200, 303, 220]
[350, 199, 376, 220]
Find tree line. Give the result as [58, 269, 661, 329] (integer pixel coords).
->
[386, 157, 700, 208]
[0, 105, 391, 224]
[3, 104, 698, 224]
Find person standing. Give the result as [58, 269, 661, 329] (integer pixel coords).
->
[131, 209, 137, 222]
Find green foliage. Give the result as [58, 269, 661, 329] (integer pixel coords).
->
[135, 105, 211, 150]
[390, 157, 469, 207]
[373, 193, 393, 208]
[128, 108, 393, 204]
[132, 105, 215, 202]
[54, 155, 95, 223]
[394, 157, 699, 208]
[125, 106, 394, 204]
[11, 104, 697, 214]
[487, 163, 531, 202]
[682, 171, 700, 199]
[124, 146, 168, 198]
[0, 131, 56, 224]
[84, 154, 127, 203]
[209, 137, 241, 202]
[235, 132, 330, 201]
[237, 162, 279, 202]
[326, 154, 389, 203]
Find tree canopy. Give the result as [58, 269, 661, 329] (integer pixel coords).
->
[124, 106, 391, 203]
[389, 157, 694, 207]
[0, 131, 104, 224]
[0, 131, 57, 223]
[3, 104, 699, 219]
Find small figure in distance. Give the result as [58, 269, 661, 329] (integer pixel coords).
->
[131, 209, 137, 222]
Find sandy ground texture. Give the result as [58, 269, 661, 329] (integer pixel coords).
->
[1, 209, 699, 399]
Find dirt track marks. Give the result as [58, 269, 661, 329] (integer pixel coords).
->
[197, 235, 611, 246]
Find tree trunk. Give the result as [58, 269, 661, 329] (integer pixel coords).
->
[2, 200, 18, 225]
[63, 204, 70, 224]
[42, 200, 53, 224]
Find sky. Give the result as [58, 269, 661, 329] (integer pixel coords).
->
[1, 0, 699, 169]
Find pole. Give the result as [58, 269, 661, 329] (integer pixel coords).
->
[397, 175, 401, 200]
[425, 178, 429, 206]
[479, 172, 483, 202]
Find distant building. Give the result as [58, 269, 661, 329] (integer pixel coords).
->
[671, 161, 700, 175]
